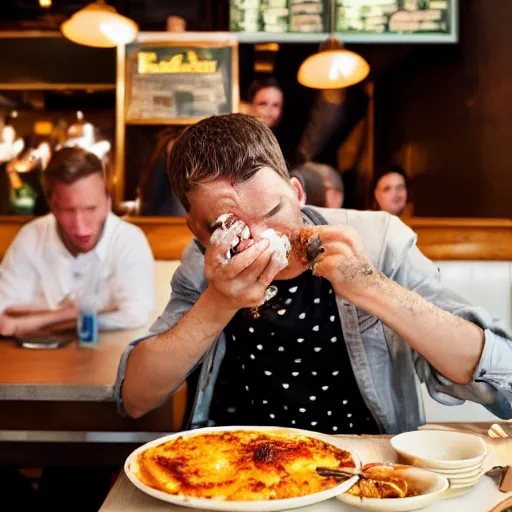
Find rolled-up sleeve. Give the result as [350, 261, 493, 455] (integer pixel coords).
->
[114, 242, 206, 416]
[114, 334, 154, 416]
[384, 215, 512, 417]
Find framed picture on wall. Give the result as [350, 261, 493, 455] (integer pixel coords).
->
[125, 38, 239, 125]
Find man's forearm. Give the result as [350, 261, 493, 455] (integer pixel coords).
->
[352, 275, 485, 384]
[122, 288, 237, 419]
[8, 307, 78, 336]
[4, 305, 55, 317]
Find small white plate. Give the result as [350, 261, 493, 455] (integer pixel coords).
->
[431, 463, 483, 477]
[449, 475, 484, 490]
[124, 425, 361, 512]
[337, 464, 449, 512]
[391, 430, 486, 470]
[446, 471, 484, 486]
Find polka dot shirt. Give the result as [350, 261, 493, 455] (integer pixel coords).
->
[209, 270, 380, 435]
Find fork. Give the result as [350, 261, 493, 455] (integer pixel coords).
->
[316, 466, 365, 480]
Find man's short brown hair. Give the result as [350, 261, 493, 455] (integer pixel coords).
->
[168, 113, 289, 211]
[44, 147, 104, 197]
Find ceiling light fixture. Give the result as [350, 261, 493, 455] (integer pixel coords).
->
[297, 0, 369, 89]
[61, 0, 138, 48]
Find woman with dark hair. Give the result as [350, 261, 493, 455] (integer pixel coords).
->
[372, 165, 409, 217]
[248, 77, 284, 130]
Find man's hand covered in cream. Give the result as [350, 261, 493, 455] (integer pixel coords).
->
[205, 213, 291, 310]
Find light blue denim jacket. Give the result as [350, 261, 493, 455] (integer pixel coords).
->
[115, 207, 512, 434]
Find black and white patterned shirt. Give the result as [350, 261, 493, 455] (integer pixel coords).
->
[209, 270, 380, 435]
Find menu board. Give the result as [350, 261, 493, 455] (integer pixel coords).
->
[336, 0, 453, 35]
[230, 0, 457, 42]
[231, 0, 326, 33]
[125, 42, 237, 123]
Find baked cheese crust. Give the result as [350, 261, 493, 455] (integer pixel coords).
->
[132, 430, 355, 501]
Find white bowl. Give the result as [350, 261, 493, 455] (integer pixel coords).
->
[337, 464, 449, 512]
[390, 430, 486, 470]
[124, 425, 361, 512]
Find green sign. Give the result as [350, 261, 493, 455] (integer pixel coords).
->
[230, 0, 457, 43]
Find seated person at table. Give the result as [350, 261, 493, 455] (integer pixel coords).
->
[116, 114, 512, 434]
[291, 162, 344, 209]
[0, 147, 154, 337]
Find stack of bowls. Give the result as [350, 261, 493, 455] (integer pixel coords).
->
[390, 430, 487, 494]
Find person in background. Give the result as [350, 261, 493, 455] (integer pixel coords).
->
[291, 162, 344, 209]
[372, 165, 409, 217]
[248, 77, 284, 130]
[0, 146, 155, 337]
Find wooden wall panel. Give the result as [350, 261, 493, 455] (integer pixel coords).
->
[127, 217, 194, 260]
[0, 216, 511, 262]
[405, 218, 512, 261]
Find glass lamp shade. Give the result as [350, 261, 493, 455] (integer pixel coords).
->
[298, 48, 370, 89]
[61, 1, 138, 48]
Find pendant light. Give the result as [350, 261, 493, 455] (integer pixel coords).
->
[61, 0, 138, 48]
[297, 0, 369, 89]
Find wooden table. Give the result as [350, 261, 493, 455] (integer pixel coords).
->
[0, 326, 186, 466]
[99, 426, 512, 512]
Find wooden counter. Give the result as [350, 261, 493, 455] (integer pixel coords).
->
[0, 327, 187, 466]
[1, 215, 511, 261]
[0, 326, 147, 402]
[0, 325, 185, 430]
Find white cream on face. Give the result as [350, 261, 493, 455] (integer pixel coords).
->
[210, 213, 291, 272]
[210, 213, 250, 264]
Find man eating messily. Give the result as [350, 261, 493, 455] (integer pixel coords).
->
[116, 114, 512, 434]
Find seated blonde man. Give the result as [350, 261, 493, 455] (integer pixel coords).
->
[0, 147, 154, 336]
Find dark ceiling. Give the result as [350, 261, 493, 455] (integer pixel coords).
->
[1, 0, 228, 31]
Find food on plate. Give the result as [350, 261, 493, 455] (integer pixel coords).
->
[347, 464, 420, 499]
[131, 430, 355, 501]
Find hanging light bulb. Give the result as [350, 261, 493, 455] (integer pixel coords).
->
[297, 0, 369, 90]
[61, 0, 138, 48]
[298, 38, 369, 89]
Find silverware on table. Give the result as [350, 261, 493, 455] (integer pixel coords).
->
[316, 466, 363, 480]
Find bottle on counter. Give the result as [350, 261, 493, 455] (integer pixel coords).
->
[77, 297, 99, 348]
[74, 255, 101, 348]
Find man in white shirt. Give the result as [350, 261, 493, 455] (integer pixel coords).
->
[0, 146, 155, 336]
